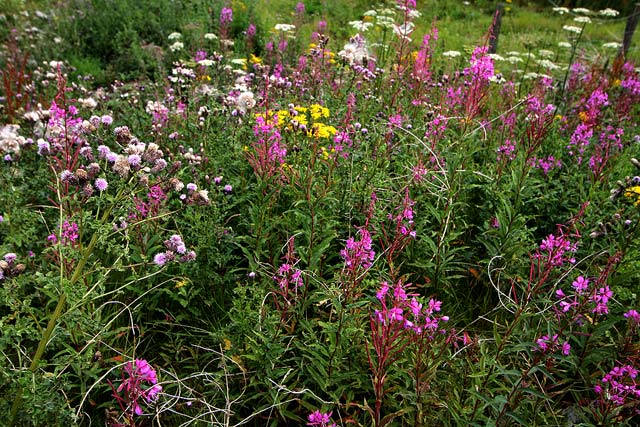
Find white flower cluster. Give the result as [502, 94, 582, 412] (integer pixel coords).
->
[235, 91, 256, 114]
[77, 97, 98, 109]
[0, 124, 27, 154]
[197, 59, 214, 67]
[392, 22, 415, 41]
[169, 42, 184, 52]
[349, 20, 373, 32]
[339, 35, 373, 65]
[274, 23, 296, 33]
[598, 8, 619, 17]
[145, 101, 169, 116]
[169, 64, 196, 84]
[442, 50, 461, 58]
[537, 59, 560, 70]
[574, 16, 591, 24]
[538, 49, 555, 59]
[563, 25, 582, 35]
[602, 42, 622, 49]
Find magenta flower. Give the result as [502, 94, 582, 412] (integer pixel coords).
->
[61, 221, 79, 245]
[219, 7, 233, 26]
[340, 228, 375, 270]
[307, 410, 337, 427]
[594, 363, 640, 408]
[572, 276, 589, 294]
[246, 23, 256, 39]
[114, 359, 162, 417]
[624, 309, 640, 325]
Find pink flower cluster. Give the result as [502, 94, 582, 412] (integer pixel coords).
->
[245, 116, 287, 180]
[555, 275, 614, 316]
[594, 363, 640, 407]
[307, 410, 337, 427]
[374, 280, 448, 335]
[535, 231, 578, 267]
[534, 333, 570, 356]
[274, 262, 303, 291]
[47, 220, 80, 246]
[340, 228, 375, 270]
[115, 359, 162, 416]
[530, 155, 561, 176]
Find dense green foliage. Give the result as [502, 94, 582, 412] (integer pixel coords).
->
[1, 1, 639, 426]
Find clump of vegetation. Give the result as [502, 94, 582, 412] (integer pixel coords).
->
[1, 1, 639, 426]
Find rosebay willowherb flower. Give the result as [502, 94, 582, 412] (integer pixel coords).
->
[112, 359, 162, 417]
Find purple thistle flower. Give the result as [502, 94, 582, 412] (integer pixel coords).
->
[179, 250, 196, 263]
[106, 152, 118, 163]
[60, 169, 74, 183]
[37, 139, 50, 156]
[95, 178, 108, 191]
[153, 252, 168, 266]
[128, 154, 142, 166]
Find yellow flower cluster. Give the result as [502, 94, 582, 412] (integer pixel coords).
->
[254, 103, 336, 139]
[309, 104, 330, 120]
[578, 111, 589, 123]
[319, 146, 336, 160]
[309, 123, 337, 138]
[249, 54, 262, 64]
[624, 186, 640, 206]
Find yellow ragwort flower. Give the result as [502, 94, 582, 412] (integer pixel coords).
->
[291, 114, 308, 127]
[624, 186, 640, 206]
[308, 123, 337, 138]
[578, 111, 589, 123]
[309, 104, 330, 120]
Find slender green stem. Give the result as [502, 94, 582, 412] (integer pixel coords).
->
[8, 184, 122, 426]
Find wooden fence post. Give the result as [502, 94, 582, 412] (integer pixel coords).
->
[618, 2, 640, 60]
[489, 3, 505, 54]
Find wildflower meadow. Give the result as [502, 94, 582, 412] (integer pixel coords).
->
[1, 0, 640, 425]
